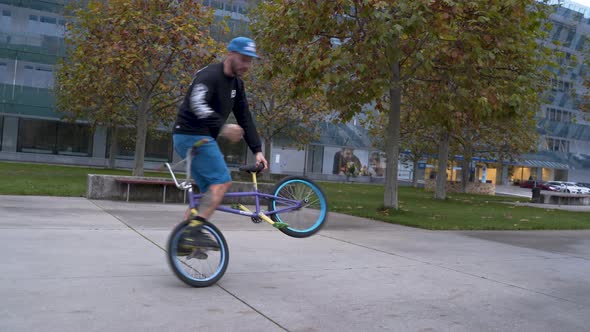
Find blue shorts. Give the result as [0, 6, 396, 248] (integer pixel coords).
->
[172, 134, 231, 193]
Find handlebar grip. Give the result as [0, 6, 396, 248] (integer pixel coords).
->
[256, 162, 265, 172]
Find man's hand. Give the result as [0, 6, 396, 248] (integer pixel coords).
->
[220, 124, 244, 143]
[255, 152, 268, 171]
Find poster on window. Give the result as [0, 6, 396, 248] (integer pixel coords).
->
[323, 146, 370, 176]
[368, 151, 387, 177]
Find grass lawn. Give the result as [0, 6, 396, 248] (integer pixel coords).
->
[1, 161, 588, 230]
[320, 182, 590, 230]
[0, 161, 168, 196]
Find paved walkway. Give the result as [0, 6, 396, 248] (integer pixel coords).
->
[1, 195, 589, 332]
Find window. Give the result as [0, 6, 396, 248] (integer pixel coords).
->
[556, 51, 573, 67]
[145, 133, 172, 161]
[56, 122, 92, 156]
[0, 62, 8, 84]
[108, 128, 172, 161]
[35, 66, 54, 88]
[218, 139, 247, 165]
[17, 118, 58, 154]
[21, 64, 54, 88]
[29, 15, 38, 21]
[575, 35, 586, 51]
[1, 10, 12, 33]
[0, 116, 3, 150]
[306, 145, 324, 174]
[545, 137, 570, 152]
[17, 119, 93, 156]
[546, 107, 573, 122]
[550, 79, 572, 93]
[40, 16, 57, 24]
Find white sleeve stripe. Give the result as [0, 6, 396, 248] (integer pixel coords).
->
[190, 83, 214, 119]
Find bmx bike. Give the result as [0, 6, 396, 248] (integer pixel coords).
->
[164, 140, 328, 287]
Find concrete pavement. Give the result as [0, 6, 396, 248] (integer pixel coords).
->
[1, 195, 589, 332]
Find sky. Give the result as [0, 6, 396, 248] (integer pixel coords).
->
[567, 0, 590, 8]
[560, 0, 590, 16]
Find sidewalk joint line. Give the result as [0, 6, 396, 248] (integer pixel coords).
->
[90, 200, 290, 331]
[319, 234, 587, 307]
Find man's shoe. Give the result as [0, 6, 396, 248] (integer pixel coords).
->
[179, 219, 220, 251]
[180, 229, 220, 250]
[187, 249, 208, 260]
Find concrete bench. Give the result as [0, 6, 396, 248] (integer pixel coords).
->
[87, 174, 274, 204]
[114, 178, 184, 203]
[540, 191, 590, 206]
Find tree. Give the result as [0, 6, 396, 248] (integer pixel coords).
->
[251, 0, 447, 209]
[452, 115, 538, 192]
[55, 0, 222, 175]
[364, 90, 437, 188]
[251, 0, 553, 205]
[245, 57, 328, 178]
[410, 0, 554, 199]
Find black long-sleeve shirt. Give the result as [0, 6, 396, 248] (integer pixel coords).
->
[173, 63, 262, 154]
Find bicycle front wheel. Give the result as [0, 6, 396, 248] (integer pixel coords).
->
[268, 176, 328, 238]
[167, 219, 229, 287]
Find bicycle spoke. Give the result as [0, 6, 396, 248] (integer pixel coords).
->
[270, 177, 328, 237]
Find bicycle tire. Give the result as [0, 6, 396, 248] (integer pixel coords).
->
[166, 219, 229, 287]
[268, 176, 328, 238]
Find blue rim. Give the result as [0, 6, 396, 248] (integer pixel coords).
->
[171, 224, 226, 282]
[272, 179, 327, 233]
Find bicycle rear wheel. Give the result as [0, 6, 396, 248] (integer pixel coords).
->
[268, 176, 328, 238]
[167, 219, 228, 287]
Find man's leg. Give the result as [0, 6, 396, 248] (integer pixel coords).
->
[188, 137, 232, 220]
[197, 181, 232, 220]
[183, 182, 233, 221]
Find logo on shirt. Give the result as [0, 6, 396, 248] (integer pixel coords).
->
[231, 89, 236, 98]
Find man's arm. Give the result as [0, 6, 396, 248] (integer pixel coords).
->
[188, 74, 223, 135]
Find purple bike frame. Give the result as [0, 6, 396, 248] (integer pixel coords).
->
[187, 185, 303, 218]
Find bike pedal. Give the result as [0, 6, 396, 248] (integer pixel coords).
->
[189, 220, 203, 227]
[273, 222, 289, 229]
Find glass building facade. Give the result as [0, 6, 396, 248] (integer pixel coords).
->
[529, 3, 590, 182]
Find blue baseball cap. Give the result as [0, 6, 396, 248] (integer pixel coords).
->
[227, 37, 258, 58]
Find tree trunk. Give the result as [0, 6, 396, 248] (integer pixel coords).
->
[434, 131, 450, 200]
[384, 60, 401, 209]
[132, 105, 148, 176]
[412, 155, 419, 188]
[263, 138, 272, 181]
[108, 126, 119, 169]
[460, 155, 471, 193]
[460, 146, 472, 193]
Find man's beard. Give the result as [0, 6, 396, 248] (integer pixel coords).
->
[230, 58, 241, 77]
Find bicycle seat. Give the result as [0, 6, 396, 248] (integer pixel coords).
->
[239, 163, 265, 174]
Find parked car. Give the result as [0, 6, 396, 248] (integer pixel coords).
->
[557, 182, 590, 194]
[519, 180, 537, 188]
[519, 180, 560, 191]
[544, 181, 567, 191]
[540, 182, 562, 191]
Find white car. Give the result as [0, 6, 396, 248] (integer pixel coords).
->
[559, 182, 590, 194]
